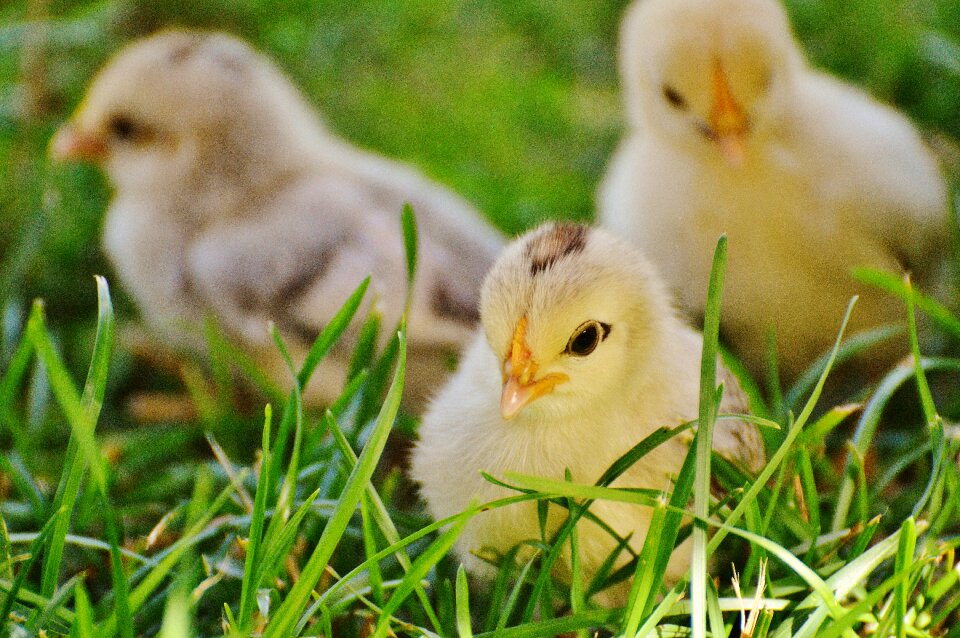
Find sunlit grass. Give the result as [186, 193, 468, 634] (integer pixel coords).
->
[2, 224, 958, 635]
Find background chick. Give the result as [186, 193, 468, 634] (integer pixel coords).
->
[411, 222, 764, 607]
[599, 0, 950, 386]
[50, 29, 504, 405]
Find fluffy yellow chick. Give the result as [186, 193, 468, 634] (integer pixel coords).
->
[51, 30, 504, 405]
[411, 222, 764, 607]
[599, 0, 949, 384]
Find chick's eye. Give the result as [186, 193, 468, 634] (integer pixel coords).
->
[108, 114, 138, 141]
[662, 85, 688, 110]
[565, 320, 611, 357]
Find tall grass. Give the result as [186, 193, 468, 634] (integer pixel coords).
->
[1, 227, 958, 636]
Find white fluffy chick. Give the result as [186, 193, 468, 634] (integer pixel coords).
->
[411, 222, 764, 607]
[599, 0, 949, 384]
[50, 30, 504, 405]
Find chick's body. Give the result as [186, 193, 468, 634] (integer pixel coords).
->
[412, 223, 763, 606]
[55, 31, 503, 404]
[600, 0, 948, 382]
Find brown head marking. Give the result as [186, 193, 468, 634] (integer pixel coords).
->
[526, 223, 588, 276]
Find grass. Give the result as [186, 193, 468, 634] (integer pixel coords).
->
[1, 0, 960, 636]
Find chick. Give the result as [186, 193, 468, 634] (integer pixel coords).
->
[411, 222, 764, 607]
[50, 30, 504, 405]
[599, 0, 949, 384]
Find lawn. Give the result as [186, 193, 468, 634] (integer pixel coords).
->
[1, 0, 960, 636]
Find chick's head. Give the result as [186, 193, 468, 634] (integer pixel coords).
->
[621, 0, 803, 166]
[480, 223, 671, 422]
[51, 30, 320, 197]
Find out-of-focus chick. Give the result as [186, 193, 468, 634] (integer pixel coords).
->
[411, 223, 764, 607]
[599, 0, 949, 384]
[50, 30, 504, 405]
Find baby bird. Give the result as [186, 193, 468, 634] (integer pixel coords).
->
[599, 0, 949, 384]
[50, 30, 504, 405]
[411, 222, 764, 607]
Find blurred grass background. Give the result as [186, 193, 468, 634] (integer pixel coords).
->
[1, 0, 959, 328]
[1, 0, 958, 497]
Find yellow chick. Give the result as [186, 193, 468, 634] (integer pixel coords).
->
[411, 222, 764, 607]
[50, 30, 504, 405]
[599, 0, 949, 384]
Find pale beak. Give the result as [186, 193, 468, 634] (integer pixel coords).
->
[500, 316, 568, 420]
[709, 60, 748, 167]
[49, 124, 108, 163]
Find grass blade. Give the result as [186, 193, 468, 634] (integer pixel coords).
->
[296, 276, 370, 389]
[372, 502, 476, 638]
[0, 509, 61, 638]
[692, 234, 727, 638]
[852, 266, 960, 339]
[263, 329, 406, 638]
[41, 275, 113, 597]
[893, 517, 917, 638]
[455, 565, 473, 638]
[237, 405, 273, 627]
[97, 474, 240, 637]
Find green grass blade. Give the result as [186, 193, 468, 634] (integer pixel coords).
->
[474, 610, 621, 638]
[323, 410, 443, 632]
[256, 487, 323, 594]
[71, 583, 94, 638]
[203, 317, 283, 404]
[97, 474, 241, 637]
[831, 357, 960, 531]
[894, 517, 917, 638]
[708, 297, 859, 554]
[496, 551, 540, 632]
[0, 517, 10, 583]
[41, 276, 113, 598]
[904, 276, 937, 422]
[706, 578, 726, 638]
[263, 329, 406, 638]
[0, 508, 62, 638]
[814, 567, 914, 638]
[784, 323, 902, 413]
[623, 427, 699, 630]
[505, 472, 846, 619]
[401, 203, 418, 289]
[563, 474, 585, 636]
[852, 266, 960, 339]
[296, 275, 370, 389]
[904, 274, 947, 519]
[237, 405, 273, 627]
[31, 573, 82, 634]
[25, 300, 108, 494]
[0, 330, 34, 450]
[621, 498, 669, 635]
[692, 234, 727, 638]
[792, 521, 921, 637]
[158, 582, 192, 638]
[629, 580, 686, 638]
[360, 495, 385, 605]
[348, 309, 382, 380]
[372, 502, 476, 638]
[455, 565, 473, 638]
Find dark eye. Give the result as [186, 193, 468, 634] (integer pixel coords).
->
[564, 320, 611, 357]
[662, 85, 688, 110]
[108, 114, 139, 141]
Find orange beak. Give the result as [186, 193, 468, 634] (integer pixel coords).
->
[500, 316, 569, 420]
[49, 124, 108, 163]
[709, 60, 748, 167]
